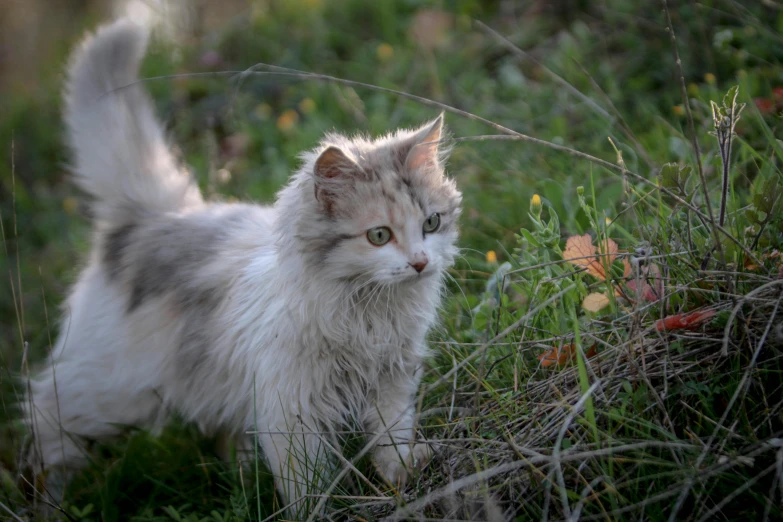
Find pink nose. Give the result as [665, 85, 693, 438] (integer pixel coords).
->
[409, 260, 428, 273]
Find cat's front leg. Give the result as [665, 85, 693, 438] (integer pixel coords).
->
[364, 370, 432, 487]
[256, 415, 333, 517]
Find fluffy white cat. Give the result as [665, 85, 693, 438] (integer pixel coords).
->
[25, 18, 462, 515]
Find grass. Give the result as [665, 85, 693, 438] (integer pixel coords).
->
[2, 0, 783, 520]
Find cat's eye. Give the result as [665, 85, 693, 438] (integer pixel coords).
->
[367, 226, 392, 246]
[423, 213, 440, 233]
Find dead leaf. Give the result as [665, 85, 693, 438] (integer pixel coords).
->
[538, 345, 570, 367]
[598, 238, 618, 264]
[623, 258, 632, 277]
[563, 234, 617, 280]
[563, 234, 595, 268]
[655, 309, 716, 332]
[582, 292, 610, 312]
[624, 261, 663, 303]
[538, 343, 598, 368]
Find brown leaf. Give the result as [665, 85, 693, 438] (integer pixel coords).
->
[598, 238, 619, 264]
[623, 261, 663, 303]
[655, 309, 716, 331]
[623, 257, 633, 278]
[538, 344, 573, 367]
[582, 292, 610, 312]
[538, 343, 598, 368]
[563, 234, 618, 280]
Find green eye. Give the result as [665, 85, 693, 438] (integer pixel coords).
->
[423, 213, 440, 233]
[367, 226, 392, 246]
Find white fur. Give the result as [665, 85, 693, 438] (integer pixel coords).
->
[26, 19, 461, 515]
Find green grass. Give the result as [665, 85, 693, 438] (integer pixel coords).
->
[2, 0, 783, 520]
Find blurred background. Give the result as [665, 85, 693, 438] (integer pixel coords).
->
[2, 0, 783, 519]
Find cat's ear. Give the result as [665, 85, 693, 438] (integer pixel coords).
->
[313, 146, 362, 210]
[404, 114, 445, 173]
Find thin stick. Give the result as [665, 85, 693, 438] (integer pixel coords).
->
[0, 501, 25, 522]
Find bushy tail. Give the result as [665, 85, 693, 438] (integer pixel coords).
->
[65, 19, 202, 223]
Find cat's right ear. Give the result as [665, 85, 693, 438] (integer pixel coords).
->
[313, 146, 362, 212]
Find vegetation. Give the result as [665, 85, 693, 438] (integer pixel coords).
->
[2, 0, 782, 520]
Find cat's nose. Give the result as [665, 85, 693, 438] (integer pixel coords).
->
[410, 261, 428, 273]
[409, 255, 429, 273]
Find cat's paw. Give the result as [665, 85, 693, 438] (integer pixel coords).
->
[374, 442, 433, 487]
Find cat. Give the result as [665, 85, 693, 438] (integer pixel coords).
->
[24, 18, 461, 515]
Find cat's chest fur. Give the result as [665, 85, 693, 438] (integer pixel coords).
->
[224, 255, 437, 424]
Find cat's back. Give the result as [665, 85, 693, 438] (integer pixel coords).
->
[99, 201, 276, 317]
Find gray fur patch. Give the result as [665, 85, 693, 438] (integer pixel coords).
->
[177, 310, 216, 383]
[298, 225, 357, 264]
[127, 220, 223, 313]
[102, 207, 250, 313]
[103, 222, 136, 281]
[401, 177, 426, 212]
[102, 206, 259, 385]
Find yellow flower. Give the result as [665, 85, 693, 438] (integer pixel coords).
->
[486, 250, 497, 264]
[377, 43, 394, 62]
[605, 217, 612, 226]
[63, 197, 78, 215]
[704, 72, 716, 85]
[673, 105, 685, 116]
[530, 193, 542, 217]
[298, 98, 316, 115]
[276, 109, 299, 132]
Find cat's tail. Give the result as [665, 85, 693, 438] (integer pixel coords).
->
[65, 19, 203, 223]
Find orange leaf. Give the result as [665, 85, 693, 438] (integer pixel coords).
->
[598, 238, 618, 265]
[563, 234, 617, 280]
[538, 343, 598, 368]
[623, 258, 632, 278]
[563, 234, 596, 267]
[655, 309, 716, 332]
[538, 344, 573, 367]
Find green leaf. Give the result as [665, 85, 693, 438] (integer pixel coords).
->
[753, 177, 782, 215]
[660, 163, 691, 193]
[519, 228, 542, 248]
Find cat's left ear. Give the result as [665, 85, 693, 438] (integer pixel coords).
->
[405, 113, 446, 173]
[313, 146, 363, 212]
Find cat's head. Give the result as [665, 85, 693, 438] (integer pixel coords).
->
[282, 114, 461, 285]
